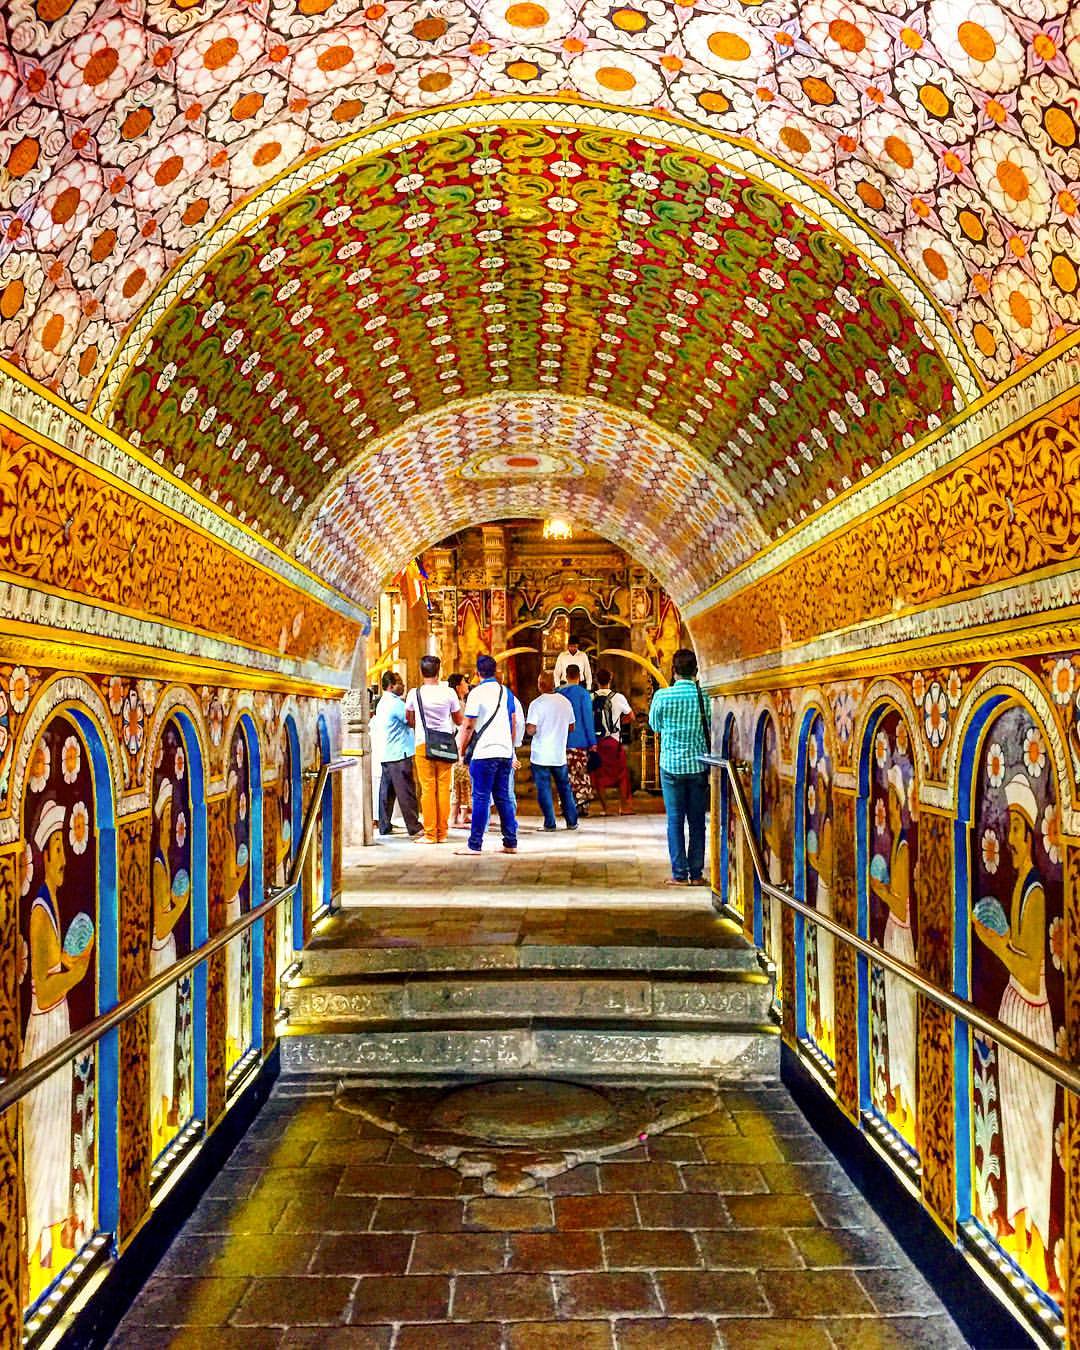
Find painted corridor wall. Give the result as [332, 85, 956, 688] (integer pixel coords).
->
[715, 650, 1080, 1344]
[0, 666, 342, 1344]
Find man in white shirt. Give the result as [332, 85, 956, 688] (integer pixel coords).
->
[526, 672, 579, 831]
[553, 635, 593, 691]
[590, 667, 635, 815]
[456, 654, 523, 855]
[405, 655, 463, 844]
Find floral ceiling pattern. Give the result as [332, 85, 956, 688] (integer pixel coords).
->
[294, 394, 766, 602]
[1, 0, 1079, 405]
[106, 123, 954, 556]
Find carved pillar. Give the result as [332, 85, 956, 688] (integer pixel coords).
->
[915, 809, 956, 1237]
[482, 525, 507, 655]
[629, 570, 653, 679]
[118, 814, 152, 1240]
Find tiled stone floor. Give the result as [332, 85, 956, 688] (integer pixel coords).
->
[341, 813, 693, 909]
[110, 1081, 966, 1349]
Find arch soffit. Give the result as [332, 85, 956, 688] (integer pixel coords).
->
[751, 695, 783, 771]
[937, 663, 1077, 838]
[278, 698, 318, 773]
[303, 475, 756, 611]
[93, 103, 975, 417]
[856, 678, 929, 792]
[792, 689, 831, 759]
[296, 393, 762, 554]
[3, 674, 128, 846]
[214, 691, 257, 796]
[145, 685, 211, 787]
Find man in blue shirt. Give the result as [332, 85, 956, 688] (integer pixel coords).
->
[557, 664, 597, 816]
[376, 671, 423, 840]
[648, 648, 711, 885]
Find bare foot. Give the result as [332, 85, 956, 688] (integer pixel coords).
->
[453, 848, 481, 856]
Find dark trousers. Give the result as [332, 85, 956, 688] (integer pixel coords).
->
[379, 757, 420, 835]
[531, 762, 578, 830]
[467, 757, 517, 852]
[660, 769, 708, 881]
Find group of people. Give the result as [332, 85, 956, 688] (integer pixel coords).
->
[371, 641, 715, 887]
[370, 639, 637, 855]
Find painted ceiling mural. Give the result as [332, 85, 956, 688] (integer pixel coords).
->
[0, 0, 1079, 408]
[105, 123, 955, 556]
[293, 394, 769, 600]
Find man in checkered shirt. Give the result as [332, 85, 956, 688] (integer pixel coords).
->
[648, 648, 712, 886]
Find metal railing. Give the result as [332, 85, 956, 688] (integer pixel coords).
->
[0, 757, 353, 1118]
[706, 754, 1080, 1098]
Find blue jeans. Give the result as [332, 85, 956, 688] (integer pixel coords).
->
[532, 762, 578, 830]
[660, 769, 708, 881]
[468, 756, 518, 851]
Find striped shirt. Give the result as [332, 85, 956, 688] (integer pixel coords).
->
[648, 679, 710, 775]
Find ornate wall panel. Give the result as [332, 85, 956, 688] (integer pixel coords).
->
[832, 788, 859, 1121]
[0, 851, 21, 1348]
[118, 816, 151, 1240]
[205, 795, 228, 1127]
[1066, 847, 1080, 1348]
[692, 399, 1080, 671]
[0, 425, 361, 674]
[917, 808, 956, 1235]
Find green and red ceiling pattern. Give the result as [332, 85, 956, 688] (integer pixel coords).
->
[2, 0, 1080, 402]
[108, 123, 955, 561]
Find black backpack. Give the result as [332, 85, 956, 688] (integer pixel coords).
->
[593, 692, 618, 741]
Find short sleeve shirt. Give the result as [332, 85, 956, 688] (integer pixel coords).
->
[464, 679, 518, 759]
[405, 684, 461, 746]
[526, 692, 575, 766]
[558, 684, 596, 749]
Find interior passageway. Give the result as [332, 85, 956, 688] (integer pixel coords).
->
[109, 816, 964, 1350]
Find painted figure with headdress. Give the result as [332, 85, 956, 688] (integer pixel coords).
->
[973, 772, 1055, 1267]
[869, 762, 917, 1135]
[22, 798, 94, 1277]
[806, 742, 834, 1057]
[150, 775, 189, 1147]
[224, 759, 250, 1068]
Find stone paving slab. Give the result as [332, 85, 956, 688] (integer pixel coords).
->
[110, 1081, 966, 1350]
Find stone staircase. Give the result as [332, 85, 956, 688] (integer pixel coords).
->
[279, 901, 778, 1081]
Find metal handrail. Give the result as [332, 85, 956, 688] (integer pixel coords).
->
[705, 754, 1080, 1098]
[0, 757, 353, 1118]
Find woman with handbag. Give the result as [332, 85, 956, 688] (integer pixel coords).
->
[405, 655, 464, 843]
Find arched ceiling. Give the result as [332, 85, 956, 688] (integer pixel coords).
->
[2, 0, 1080, 406]
[103, 122, 956, 564]
[293, 394, 769, 602]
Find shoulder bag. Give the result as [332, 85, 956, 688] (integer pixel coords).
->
[463, 684, 504, 765]
[416, 687, 460, 763]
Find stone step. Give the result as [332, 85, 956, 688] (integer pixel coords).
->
[279, 1022, 779, 1081]
[282, 971, 773, 1026]
[298, 943, 760, 979]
